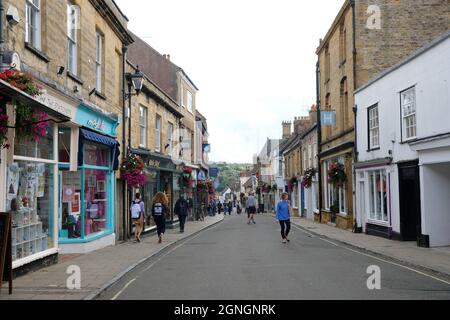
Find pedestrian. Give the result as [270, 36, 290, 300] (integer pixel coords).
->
[246, 192, 257, 224]
[130, 193, 145, 243]
[152, 192, 169, 244]
[276, 192, 292, 244]
[174, 194, 189, 233]
[218, 201, 223, 215]
[228, 201, 233, 215]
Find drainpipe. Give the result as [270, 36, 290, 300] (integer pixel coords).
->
[350, 0, 361, 233]
[0, 0, 5, 70]
[316, 60, 323, 224]
[122, 46, 128, 241]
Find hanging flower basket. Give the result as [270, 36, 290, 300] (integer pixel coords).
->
[0, 69, 46, 145]
[301, 168, 317, 189]
[288, 177, 298, 193]
[121, 154, 147, 189]
[328, 162, 347, 188]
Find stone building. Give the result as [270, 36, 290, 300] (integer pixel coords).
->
[316, 0, 450, 230]
[0, 0, 133, 271]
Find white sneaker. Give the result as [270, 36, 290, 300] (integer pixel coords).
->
[282, 239, 287, 244]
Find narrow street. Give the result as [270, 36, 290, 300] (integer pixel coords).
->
[100, 214, 450, 300]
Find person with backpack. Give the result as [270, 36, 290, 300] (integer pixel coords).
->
[152, 192, 169, 244]
[130, 193, 145, 243]
[174, 195, 189, 233]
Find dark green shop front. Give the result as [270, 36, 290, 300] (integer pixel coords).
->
[131, 149, 182, 231]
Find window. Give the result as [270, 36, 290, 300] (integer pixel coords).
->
[323, 158, 346, 214]
[401, 87, 417, 140]
[368, 104, 380, 149]
[187, 91, 193, 113]
[26, 0, 41, 50]
[340, 77, 348, 129]
[155, 115, 161, 152]
[67, 3, 78, 75]
[368, 170, 388, 223]
[340, 23, 347, 63]
[139, 106, 147, 148]
[324, 45, 330, 82]
[167, 122, 173, 156]
[303, 148, 307, 172]
[95, 32, 103, 92]
[180, 87, 185, 107]
[308, 145, 312, 168]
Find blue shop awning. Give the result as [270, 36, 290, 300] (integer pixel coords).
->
[80, 128, 118, 147]
[79, 128, 120, 170]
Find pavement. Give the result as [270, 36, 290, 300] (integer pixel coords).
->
[289, 216, 450, 279]
[0, 215, 224, 300]
[99, 214, 450, 300]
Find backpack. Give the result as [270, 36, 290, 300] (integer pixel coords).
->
[131, 200, 142, 219]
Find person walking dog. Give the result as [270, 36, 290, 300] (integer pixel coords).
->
[276, 193, 292, 244]
[174, 195, 189, 233]
[152, 192, 169, 244]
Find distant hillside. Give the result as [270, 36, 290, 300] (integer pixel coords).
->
[212, 163, 251, 193]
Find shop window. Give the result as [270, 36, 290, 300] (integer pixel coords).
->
[15, 122, 54, 160]
[84, 141, 109, 167]
[8, 161, 55, 261]
[84, 169, 108, 236]
[58, 127, 71, 163]
[368, 170, 388, 223]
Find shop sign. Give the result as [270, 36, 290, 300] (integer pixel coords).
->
[86, 119, 106, 132]
[148, 159, 161, 168]
[36, 90, 74, 119]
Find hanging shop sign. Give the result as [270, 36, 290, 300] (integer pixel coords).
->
[321, 111, 336, 127]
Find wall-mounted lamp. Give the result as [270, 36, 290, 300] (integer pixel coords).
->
[57, 66, 65, 75]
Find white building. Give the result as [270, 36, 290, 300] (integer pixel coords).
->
[354, 30, 450, 248]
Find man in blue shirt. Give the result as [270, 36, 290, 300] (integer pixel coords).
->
[276, 193, 292, 244]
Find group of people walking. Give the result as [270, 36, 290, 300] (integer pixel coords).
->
[130, 192, 190, 244]
[130, 190, 293, 245]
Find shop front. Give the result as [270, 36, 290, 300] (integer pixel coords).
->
[131, 149, 183, 229]
[0, 77, 73, 270]
[58, 104, 120, 254]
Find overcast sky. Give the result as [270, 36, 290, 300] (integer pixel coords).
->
[115, 0, 344, 163]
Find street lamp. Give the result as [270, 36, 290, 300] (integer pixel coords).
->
[123, 66, 145, 241]
[125, 66, 145, 154]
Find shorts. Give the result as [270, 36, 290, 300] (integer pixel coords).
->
[247, 206, 256, 214]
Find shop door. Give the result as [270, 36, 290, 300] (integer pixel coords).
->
[398, 162, 422, 242]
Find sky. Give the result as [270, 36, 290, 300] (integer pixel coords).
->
[115, 0, 344, 163]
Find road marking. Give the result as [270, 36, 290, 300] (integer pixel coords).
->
[111, 278, 136, 300]
[141, 223, 221, 273]
[292, 224, 450, 286]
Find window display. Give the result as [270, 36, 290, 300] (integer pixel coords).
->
[15, 122, 54, 160]
[7, 161, 54, 261]
[84, 169, 108, 236]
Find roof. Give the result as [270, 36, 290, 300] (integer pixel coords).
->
[355, 29, 450, 94]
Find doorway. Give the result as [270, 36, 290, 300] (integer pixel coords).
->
[398, 161, 422, 242]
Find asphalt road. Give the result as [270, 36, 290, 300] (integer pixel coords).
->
[99, 214, 450, 300]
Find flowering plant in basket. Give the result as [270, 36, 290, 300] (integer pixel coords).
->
[301, 168, 317, 189]
[328, 162, 347, 187]
[121, 154, 147, 188]
[288, 176, 298, 193]
[0, 107, 9, 149]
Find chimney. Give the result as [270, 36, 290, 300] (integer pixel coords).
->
[282, 121, 292, 140]
[309, 104, 318, 124]
[294, 116, 311, 135]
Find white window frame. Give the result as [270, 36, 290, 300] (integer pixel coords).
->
[187, 91, 193, 113]
[155, 115, 161, 152]
[308, 145, 312, 168]
[26, 0, 41, 50]
[401, 87, 417, 141]
[368, 104, 380, 149]
[67, 3, 78, 75]
[139, 106, 147, 148]
[181, 87, 185, 107]
[366, 169, 389, 224]
[303, 148, 307, 172]
[313, 144, 318, 168]
[95, 31, 103, 92]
